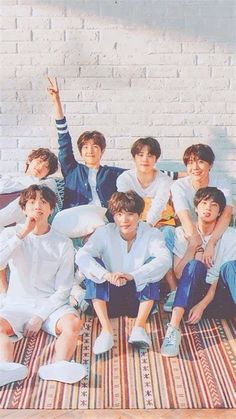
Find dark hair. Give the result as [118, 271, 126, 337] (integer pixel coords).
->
[26, 148, 58, 176]
[77, 131, 106, 154]
[194, 187, 226, 214]
[19, 185, 57, 210]
[108, 190, 145, 216]
[183, 144, 215, 166]
[131, 137, 161, 160]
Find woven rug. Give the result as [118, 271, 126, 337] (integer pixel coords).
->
[0, 311, 235, 409]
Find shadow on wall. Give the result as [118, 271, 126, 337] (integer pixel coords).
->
[39, 0, 236, 45]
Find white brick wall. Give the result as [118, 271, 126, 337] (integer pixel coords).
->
[0, 0, 236, 197]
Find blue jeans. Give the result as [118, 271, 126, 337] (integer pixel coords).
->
[159, 225, 175, 253]
[84, 259, 160, 318]
[173, 260, 236, 318]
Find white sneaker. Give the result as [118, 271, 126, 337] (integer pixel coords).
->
[161, 323, 181, 357]
[128, 326, 151, 349]
[93, 331, 114, 355]
[0, 362, 28, 387]
[163, 290, 176, 312]
[38, 360, 87, 384]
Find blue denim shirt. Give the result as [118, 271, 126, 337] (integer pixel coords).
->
[56, 117, 125, 220]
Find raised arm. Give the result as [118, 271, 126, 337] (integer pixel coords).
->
[47, 77, 77, 176]
[47, 77, 64, 120]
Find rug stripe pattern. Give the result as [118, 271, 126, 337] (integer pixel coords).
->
[0, 314, 235, 409]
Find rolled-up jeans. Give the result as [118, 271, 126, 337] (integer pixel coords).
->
[173, 260, 236, 318]
[84, 259, 160, 318]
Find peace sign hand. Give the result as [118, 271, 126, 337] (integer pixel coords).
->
[47, 76, 59, 102]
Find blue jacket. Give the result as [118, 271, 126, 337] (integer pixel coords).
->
[56, 117, 125, 219]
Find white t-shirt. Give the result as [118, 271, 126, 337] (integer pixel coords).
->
[0, 176, 58, 228]
[0, 225, 74, 320]
[88, 168, 101, 206]
[117, 169, 173, 225]
[76, 221, 172, 291]
[171, 172, 233, 220]
[173, 225, 236, 284]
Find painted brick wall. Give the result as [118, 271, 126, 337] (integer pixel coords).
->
[1, 0, 236, 196]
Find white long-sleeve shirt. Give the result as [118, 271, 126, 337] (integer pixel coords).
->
[76, 221, 172, 291]
[0, 177, 58, 228]
[173, 226, 236, 284]
[0, 225, 74, 321]
[116, 169, 173, 226]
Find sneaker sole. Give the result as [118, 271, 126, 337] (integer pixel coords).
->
[161, 350, 179, 357]
[0, 366, 28, 387]
[128, 340, 150, 349]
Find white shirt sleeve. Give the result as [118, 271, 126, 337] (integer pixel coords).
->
[0, 197, 25, 228]
[116, 171, 131, 192]
[215, 175, 233, 207]
[173, 227, 188, 259]
[33, 239, 75, 320]
[146, 178, 173, 225]
[130, 230, 172, 289]
[171, 180, 191, 213]
[0, 228, 23, 269]
[76, 227, 109, 283]
[205, 230, 236, 284]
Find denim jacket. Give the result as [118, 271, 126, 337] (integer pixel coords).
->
[56, 117, 125, 220]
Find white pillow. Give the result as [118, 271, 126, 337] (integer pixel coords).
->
[52, 205, 107, 238]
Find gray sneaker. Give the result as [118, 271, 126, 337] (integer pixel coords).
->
[161, 323, 181, 357]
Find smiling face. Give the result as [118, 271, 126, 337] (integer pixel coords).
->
[26, 158, 50, 179]
[196, 197, 221, 223]
[133, 145, 157, 174]
[186, 155, 212, 183]
[80, 139, 103, 168]
[114, 210, 140, 239]
[23, 190, 52, 222]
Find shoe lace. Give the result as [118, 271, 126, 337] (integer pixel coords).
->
[165, 328, 177, 346]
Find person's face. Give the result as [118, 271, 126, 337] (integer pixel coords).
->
[114, 210, 139, 238]
[80, 139, 103, 168]
[134, 145, 157, 173]
[196, 198, 221, 223]
[186, 155, 211, 182]
[24, 191, 52, 222]
[26, 158, 49, 179]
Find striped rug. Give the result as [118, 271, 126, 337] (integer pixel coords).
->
[0, 312, 235, 409]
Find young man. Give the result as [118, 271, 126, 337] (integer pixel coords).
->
[0, 149, 59, 307]
[0, 185, 86, 387]
[117, 137, 178, 311]
[117, 137, 175, 230]
[161, 187, 236, 357]
[47, 77, 124, 218]
[0, 147, 59, 227]
[76, 191, 172, 355]
[171, 144, 233, 266]
[167, 144, 233, 311]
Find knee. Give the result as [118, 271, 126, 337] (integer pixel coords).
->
[59, 315, 83, 335]
[186, 259, 206, 275]
[0, 318, 10, 335]
[220, 260, 236, 278]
